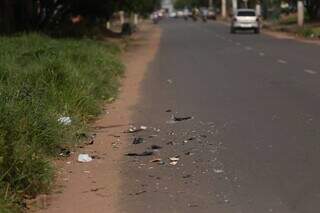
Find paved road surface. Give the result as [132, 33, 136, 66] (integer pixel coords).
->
[119, 19, 320, 213]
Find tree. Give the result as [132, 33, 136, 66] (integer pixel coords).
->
[0, 0, 160, 35]
[305, 0, 320, 20]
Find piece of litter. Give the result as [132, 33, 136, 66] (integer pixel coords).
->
[167, 79, 173, 84]
[169, 161, 178, 166]
[125, 151, 153, 156]
[173, 115, 193, 122]
[135, 190, 147, 195]
[140, 125, 147, 130]
[125, 125, 147, 133]
[150, 158, 162, 163]
[150, 158, 165, 165]
[78, 154, 93, 163]
[166, 109, 172, 112]
[58, 116, 72, 125]
[151, 145, 162, 150]
[133, 137, 144, 144]
[169, 157, 180, 161]
[213, 169, 224, 174]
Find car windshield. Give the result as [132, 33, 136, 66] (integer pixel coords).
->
[237, 11, 255, 16]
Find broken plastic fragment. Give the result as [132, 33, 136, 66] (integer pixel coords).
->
[58, 116, 72, 125]
[77, 154, 93, 163]
[173, 116, 193, 122]
[125, 151, 154, 156]
[133, 137, 144, 144]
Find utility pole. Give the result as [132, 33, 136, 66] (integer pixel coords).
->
[297, 1, 304, 26]
[209, 0, 213, 9]
[232, 0, 238, 15]
[222, 0, 227, 18]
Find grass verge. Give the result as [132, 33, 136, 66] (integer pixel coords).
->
[0, 33, 124, 212]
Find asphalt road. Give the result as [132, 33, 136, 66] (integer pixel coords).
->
[119, 19, 320, 213]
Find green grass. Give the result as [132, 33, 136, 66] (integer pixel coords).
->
[296, 26, 320, 38]
[0, 33, 124, 212]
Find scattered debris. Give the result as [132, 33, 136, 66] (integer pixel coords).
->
[173, 115, 193, 122]
[59, 148, 71, 157]
[213, 169, 224, 174]
[149, 134, 158, 138]
[169, 156, 180, 165]
[166, 109, 172, 113]
[125, 125, 148, 133]
[125, 151, 154, 157]
[182, 174, 191, 178]
[169, 157, 180, 161]
[170, 161, 178, 166]
[133, 137, 144, 145]
[135, 190, 147, 195]
[167, 79, 173, 84]
[166, 141, 174, 145]
[151, 145, 162, 150]
[140, 125, 147, 130]
[77, 154, 93, 163]
[58, 116, 72, 125]
[184, 152, 194, 156]
[150, 158, 165, 165]
[85, 134, 96, 145]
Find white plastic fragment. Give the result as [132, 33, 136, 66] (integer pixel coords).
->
[169, 157, 179, 161]
[77, 154, 93, 163]
[213, 169, 224, 174]
[58, 116, 72, 125]
[140, 125, 147, 130]
[169, 156, 179, 166]
[169, 161, 178, 166]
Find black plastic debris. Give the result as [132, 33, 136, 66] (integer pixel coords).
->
[59, 148, 71, 157]
[151, 145, 162, 150]
[166, 141, 174, 145]
[166, 109, 172, 113]
[133, 137, 144, 144]
[173, 116, 193, 122]
[125, 151, 154, 156]
[135, 190, 147, 195]
[182, 174, 191, 178]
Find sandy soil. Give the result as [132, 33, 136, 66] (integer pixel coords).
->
[31, 22, 161, 213]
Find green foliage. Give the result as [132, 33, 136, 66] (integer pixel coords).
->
[0, 34, 123, 211]
[174, 0, 208, 9]
[297, 26, 320, 38]
[121, 0, 161, 15]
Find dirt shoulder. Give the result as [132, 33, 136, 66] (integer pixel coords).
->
[32, 22, 162, 213]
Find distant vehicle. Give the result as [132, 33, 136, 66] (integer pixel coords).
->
[183, 9, 190, 20]
[200, 8, 208, 22]
[169, 12, 177, 18]
[208, 8, 217, 20]
[177, 10, 184, 18]
[152, 12, 159, 24]
[230, 9, 261, 34]
[158, 11, 164, 18]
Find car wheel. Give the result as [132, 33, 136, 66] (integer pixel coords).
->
[254, 28, 260, 34]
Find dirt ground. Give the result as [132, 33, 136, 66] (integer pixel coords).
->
[31, 22, 161, 213]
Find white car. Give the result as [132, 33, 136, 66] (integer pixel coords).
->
[230, 9, 260, 34]
[177, 11, 184, 18]
[169, 12, 177, 18]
